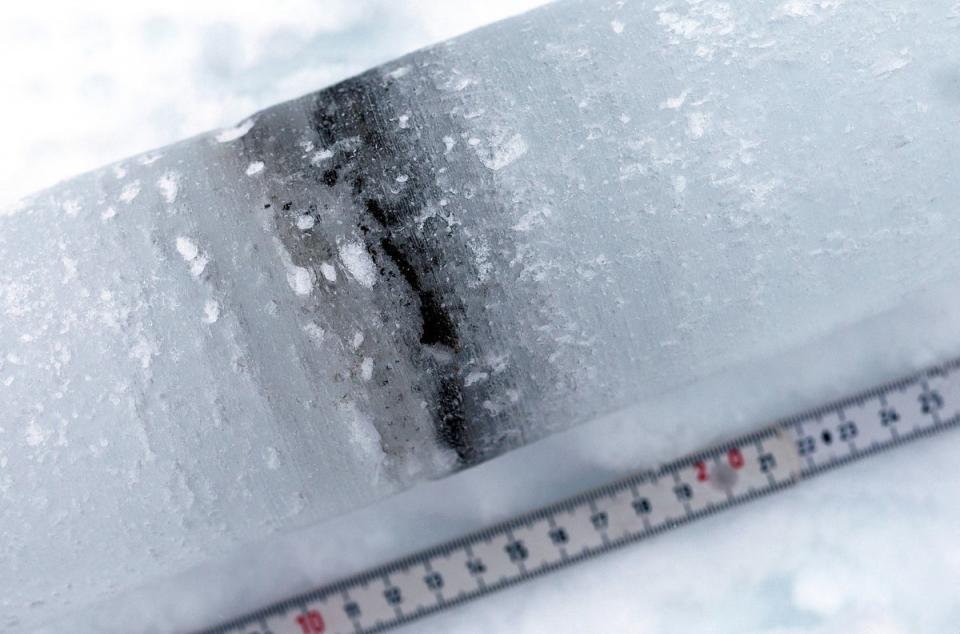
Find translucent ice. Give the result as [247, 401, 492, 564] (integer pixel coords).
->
[5, 0, 960, 629]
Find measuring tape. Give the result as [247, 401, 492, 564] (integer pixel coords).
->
[197, 356, 960, 634]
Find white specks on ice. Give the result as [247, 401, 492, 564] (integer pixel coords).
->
[190, 254, 209, 277]
[175, 236, 208, 277]
[395, 174, 409, 183]
[302, 322, 325, 345]
[319, 262, 337, 283]
[274, 231, 315, 296]
[442, 136, 456, 154]
[156, 172, 180, 204]
[397, 113, 411, 129]
[659, 89, 690, 110]
[687, 112, 711, 139]
[871, 50, 912, 77]
[352, 331, 364, 349]
[119, 180, 141, 203]
[287, 267, 315, 296]
[62, 199, 81, 217]
[215, 118, 255, 143]
[476, 132, 528, 171]
[100, 206, 117, 221]
[611, 19, 625, 34]
[446, 75, 476, 92]
[202, 299, 221, 324]
[387, 65, 411, 79]
[360, 356, 374, 381]
[470, 235, 493, 282]
[245, 161, 265, 176]
[176, 236, 200, 262]
[464, 370, 489, 386]
[338, 400, 384, 464]
[296, 214, 315, 231]
[310, 149, 334, 165]
[338, 241, 377, 288]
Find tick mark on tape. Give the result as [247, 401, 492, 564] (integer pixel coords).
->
[197, 357, 960, 634]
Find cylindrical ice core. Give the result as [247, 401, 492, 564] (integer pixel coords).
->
[4, 0, 960, 628]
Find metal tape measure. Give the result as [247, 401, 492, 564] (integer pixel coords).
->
[198, 357, 960, 634]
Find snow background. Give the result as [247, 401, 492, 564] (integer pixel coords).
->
[6, 0, 960, 632]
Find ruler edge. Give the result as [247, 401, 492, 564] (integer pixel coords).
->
[199, 354, 960, 634]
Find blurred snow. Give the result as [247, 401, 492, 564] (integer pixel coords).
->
[0, 0, 551, 204]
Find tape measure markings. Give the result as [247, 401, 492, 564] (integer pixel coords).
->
[199, 357, 960, 634]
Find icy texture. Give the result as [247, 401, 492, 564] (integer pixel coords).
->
[39, 282, 960, 633]
[5, 0, 960, 630]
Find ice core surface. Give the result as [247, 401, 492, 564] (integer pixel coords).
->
[4, 0, 960, 630]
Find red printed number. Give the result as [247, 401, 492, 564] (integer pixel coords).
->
[296, 610, 326, 634]
[694, 461, 708, 482]
[728, 448, 745, 470]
